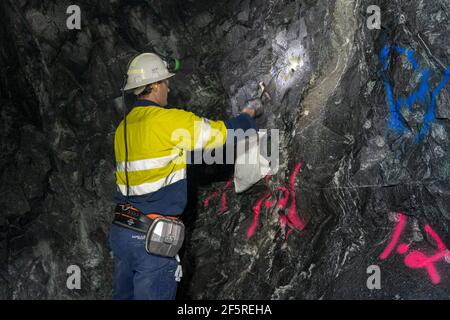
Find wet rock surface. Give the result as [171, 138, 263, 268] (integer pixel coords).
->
[0, 0, 449, 299]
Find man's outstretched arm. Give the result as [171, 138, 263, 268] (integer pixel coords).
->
[160, 99, 263, 151]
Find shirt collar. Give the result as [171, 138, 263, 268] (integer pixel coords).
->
[133, 99, 161, 107]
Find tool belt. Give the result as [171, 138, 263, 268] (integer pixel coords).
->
[113, 203, 185, 258]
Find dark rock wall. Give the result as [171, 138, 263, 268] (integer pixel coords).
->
[0, 0, 448, 299]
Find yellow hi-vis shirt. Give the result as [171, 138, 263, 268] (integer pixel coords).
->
[114, 101, 228, 201]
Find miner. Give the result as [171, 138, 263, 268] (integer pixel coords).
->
[110, 52, 263, 300]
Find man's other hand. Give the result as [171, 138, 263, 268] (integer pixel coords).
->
[242, 98, 264, 118]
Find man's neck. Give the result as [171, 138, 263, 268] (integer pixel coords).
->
[134, 98, 160, 107]
[139, 94, 160, 104]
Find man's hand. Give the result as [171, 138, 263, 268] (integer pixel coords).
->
[242, 98, 264, 118]
[242, 107, 255, 118]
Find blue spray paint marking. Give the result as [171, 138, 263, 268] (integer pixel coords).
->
[379, 44, 450, 143]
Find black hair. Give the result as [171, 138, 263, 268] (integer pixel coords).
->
[137, 80, 164, 98]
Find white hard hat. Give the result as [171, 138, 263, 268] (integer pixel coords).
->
[123, 53, 175, 94]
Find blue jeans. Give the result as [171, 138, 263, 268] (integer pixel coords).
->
[109, 224, 178, 300]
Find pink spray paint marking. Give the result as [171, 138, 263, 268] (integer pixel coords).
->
[276, 186, 289, 207]
[219, 178, 233, 213]
[397, 243, 410, 254]
[224, 179, 233, 189]
[285, 229, 294, 241]
[219, 192, 228, 213]
[247, 161, 307, 239]
[379, 212, 449, 285]
[203, 191, 219, 207]
[264, 200, 273, 208]
[379, 213, 407, 260]
[202, 162, 308, 240]
[425, 225, 447, 251]
[404, 250, 448, 284]
[247, 192, 271, 239]
[285, 162, 306, 231]
[202, 178, 233, 213]
[274, 186, 290, 234]
[402, 224, 450, 284]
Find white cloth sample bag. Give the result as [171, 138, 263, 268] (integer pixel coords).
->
[234, 131, 272, 193]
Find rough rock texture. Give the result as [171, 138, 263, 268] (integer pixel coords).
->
[0, 0, 449, 299]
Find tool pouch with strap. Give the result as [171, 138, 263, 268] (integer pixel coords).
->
[113, 204, 185, 258]
[145, 216, 185, 258]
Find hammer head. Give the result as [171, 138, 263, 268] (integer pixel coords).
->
[258, 81, 272, 101]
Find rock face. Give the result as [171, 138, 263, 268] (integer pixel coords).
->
[0, 0, 449, 299]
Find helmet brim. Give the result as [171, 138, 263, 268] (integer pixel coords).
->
[123, 73, 175, 92]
